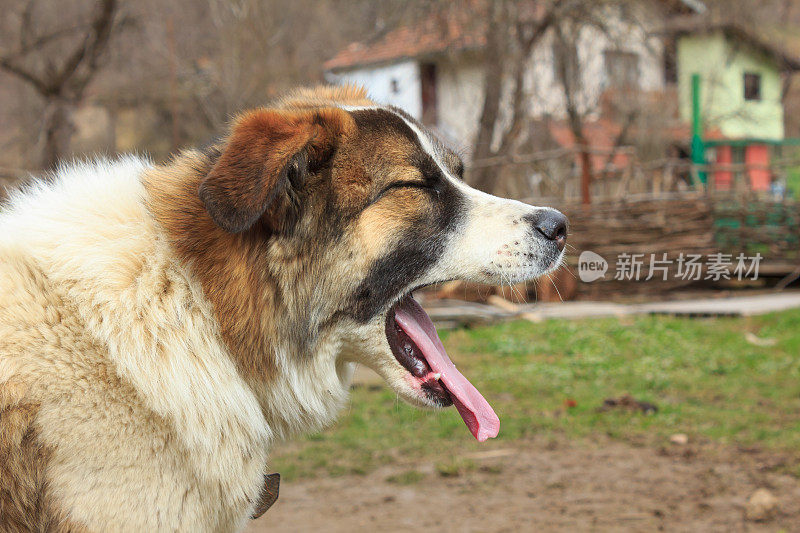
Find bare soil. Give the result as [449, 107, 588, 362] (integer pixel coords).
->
[247, 438, 800, 533]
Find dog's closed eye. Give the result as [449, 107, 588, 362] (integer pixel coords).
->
[367, 181, 434, 207]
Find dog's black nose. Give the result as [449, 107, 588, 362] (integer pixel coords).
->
[528, 210, 568, 251]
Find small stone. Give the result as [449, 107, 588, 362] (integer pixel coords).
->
[669, 433, 689, 445]
[745, 488, 778, 521]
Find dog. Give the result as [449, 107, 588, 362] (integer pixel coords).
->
[0, 85, 567, 531]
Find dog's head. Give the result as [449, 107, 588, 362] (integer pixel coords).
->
[152, 86, 567, 441]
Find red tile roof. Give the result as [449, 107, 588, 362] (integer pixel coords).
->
[324, 10, 486, 71]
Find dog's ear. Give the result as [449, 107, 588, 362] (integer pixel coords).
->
[199, 108, 353, 233]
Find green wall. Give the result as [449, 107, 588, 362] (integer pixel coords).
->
[678, 31, 784, 140]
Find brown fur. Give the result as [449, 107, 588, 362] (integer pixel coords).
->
[198, 107, 356, 233]
[274, 85, 373, 110]
[0, 400, 88, 533]
[143, 89, 428, 381]
[144, 107, 359, 380]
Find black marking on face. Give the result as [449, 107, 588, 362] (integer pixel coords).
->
[454, 159, 465, 179]
[350, 230, 445, 323]
[350, 108, 421, 146]
[345, 108, 467, 322]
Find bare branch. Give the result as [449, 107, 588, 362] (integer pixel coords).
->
[19, 0, 35, 50]
[53, 0, 117, 95]
[17, 24, 89, 56]
[0, 56, 49, 94]
[496, 1, 567, 156]
[0, 0, 118, 99]
[601, 108, 638, 172]
[471, 0, 574, 191]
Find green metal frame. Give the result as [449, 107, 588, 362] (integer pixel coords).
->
[690, 74, 707, 184]
[689, 73, 800, 187]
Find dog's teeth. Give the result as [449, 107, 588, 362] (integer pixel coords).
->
[433, 373, 441, 380]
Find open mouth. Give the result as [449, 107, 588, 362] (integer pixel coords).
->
[385, 294, 500, 442]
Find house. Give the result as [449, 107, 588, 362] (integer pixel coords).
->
[324, 1, 706, 160]
[675, 24, 799, 140]
[669, 21, 800, 190]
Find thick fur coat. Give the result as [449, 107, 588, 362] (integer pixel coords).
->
[0, 86, 566, 531]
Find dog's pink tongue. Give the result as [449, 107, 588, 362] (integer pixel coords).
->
[394, 297, 499, 442]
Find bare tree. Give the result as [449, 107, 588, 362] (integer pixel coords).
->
[469, 0, 651, 205]
[0, 0, 121, 169]
[551, 19, 596, 205]
[470, 0, 569, 194]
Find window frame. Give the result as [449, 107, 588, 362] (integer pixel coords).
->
[743, 72, 762, 102]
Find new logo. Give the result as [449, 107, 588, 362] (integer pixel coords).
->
[578, 251, 607, 282]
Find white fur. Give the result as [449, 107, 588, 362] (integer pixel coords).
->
[390, 109, 565, 285]
[1, 158, 271, 530]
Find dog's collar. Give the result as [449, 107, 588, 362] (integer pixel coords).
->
[251, 472, 281, 519]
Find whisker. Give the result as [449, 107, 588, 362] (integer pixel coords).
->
[563, 265, 577, 279]
[547, 273, 564, 302]
[498, 272, 507, 300]
[510, 280, 525, 302]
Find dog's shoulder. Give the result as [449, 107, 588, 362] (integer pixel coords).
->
[0, 156, 271, 529]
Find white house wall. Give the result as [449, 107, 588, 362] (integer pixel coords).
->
[527, 21, 664, 119]
[326, 60, 422, 118]
[435, 23, 664, 156]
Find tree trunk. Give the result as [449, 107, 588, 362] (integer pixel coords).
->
[570, 120, 592, 207]
[470, 0, 567, 194]
[579, 146, 592, 206]
[469, 0, 508, 193]
[40, 97, 76, 170]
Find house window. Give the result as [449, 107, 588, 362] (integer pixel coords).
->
[420, 63, 437, 126]
[390, 78, 400, 94]
[744, 72, 761, 101]
[604, 50, 640, 89]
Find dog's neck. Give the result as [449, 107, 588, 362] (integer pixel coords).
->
[145, 151, 283, 375]
[143, 151, 353, 440]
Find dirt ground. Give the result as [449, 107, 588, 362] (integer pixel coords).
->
[247, 438, 800, 533]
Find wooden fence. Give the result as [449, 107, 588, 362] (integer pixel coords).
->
[547, 193, 800, 299]
[554, 194, 716, 298]
[465, 146, 800, 298]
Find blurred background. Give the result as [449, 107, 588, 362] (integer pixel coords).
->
[3, 1, 800, 531]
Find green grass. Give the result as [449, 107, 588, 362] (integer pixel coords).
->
[271, 309, 800, 480]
